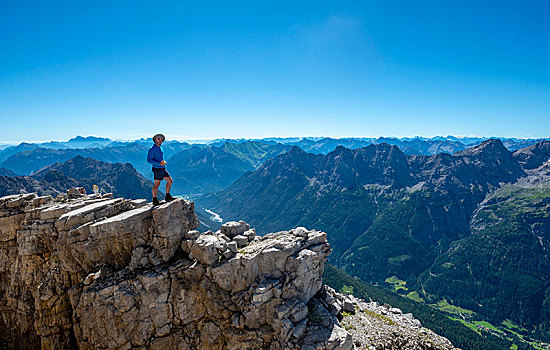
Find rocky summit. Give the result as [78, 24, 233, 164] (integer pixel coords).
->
[0, 190, 454, 349]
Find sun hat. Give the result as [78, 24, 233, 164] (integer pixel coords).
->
[152, 134, 165, 142]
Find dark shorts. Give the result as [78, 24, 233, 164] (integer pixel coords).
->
[152, 167, 170, 180]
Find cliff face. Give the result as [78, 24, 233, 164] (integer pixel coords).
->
[0, 191, 343, 349]
[0, 191, 454, 350]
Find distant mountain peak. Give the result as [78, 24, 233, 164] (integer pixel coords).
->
[68, 136, 111, 142]
[368, 141, 397, 149]
[288, 145, 306, 155]
[0, 168, 17, 177]
[513, 140, 550, 170]
[70, 155, 91, 162]
[525, 140, 550, 152]
[454, 138, 509, 157]
[331, 145, 349, 153]
[25, 156, 154, 200]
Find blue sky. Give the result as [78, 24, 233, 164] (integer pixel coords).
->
[1, 0, 549, 143]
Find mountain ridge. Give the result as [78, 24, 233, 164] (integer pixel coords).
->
[0, 156, 157, 200]
[198, 139, 550, 337]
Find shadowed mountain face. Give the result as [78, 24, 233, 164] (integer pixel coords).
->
[512, 140, 550, 170]
[200, 139, 550, 330]
[0, 156, 156, 200]
[1, 145, 141, 176]
[0, 175, 61, 197]
[0, 141, 289, 197]
[410, 139, 525, 188]
[166, 141, 292, 196]
[419, 184, 550, 327]
[0, 168, 17, 177]
[0, 142, 39, 164]
[201, 140, 526, 260]
[167, 145, 254, 196]
[201, 139, 525, 236]
[32, 156, 156, 200]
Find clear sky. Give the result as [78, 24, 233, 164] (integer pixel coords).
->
[1, 0, 549, 143]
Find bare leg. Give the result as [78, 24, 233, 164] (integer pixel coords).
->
[164, 176, 173, 194]
[152, 179, 161, 198]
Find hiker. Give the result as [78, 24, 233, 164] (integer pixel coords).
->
[147, 133, 175, 205]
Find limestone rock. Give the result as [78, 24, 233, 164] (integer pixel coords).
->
[233, 234, 248, 247]
[320, 286, 457, 350]
[151, 199, 199, 262]
[0, 191, 455, 350]
[67, 187, 86, 199]
[221, 220, 250, 238]
[190, 234, 223, 265]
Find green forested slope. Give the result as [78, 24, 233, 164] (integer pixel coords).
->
[199, 140, 550, 340]
[221, 141, 291, 168]
[324, 264, 518, 350]
[418, 186, 550, 334]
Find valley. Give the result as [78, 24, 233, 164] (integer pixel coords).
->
[1, 135, 549, 349]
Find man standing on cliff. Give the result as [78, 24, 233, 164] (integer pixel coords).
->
[147, 133, 175, 205]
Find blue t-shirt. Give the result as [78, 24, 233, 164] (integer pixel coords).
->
[147, 144, 165, 168]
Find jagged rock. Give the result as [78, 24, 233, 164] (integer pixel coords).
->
[227, 241, 238, 253]
[233, 234, 249, 247]
[190, 234, 223, 265]
[151, 199, 199, 262]
[320, 286, 456, 350]
[66, 187, 86, 198]
[343, 298, 355, 313]
[0, 191, 455, 350]
[302, 297, 353, 350]
[221, 220, 250, 238]
[243, 228, 256, 241]
[131, 198, 148, 207]
[391, 307, 403, 315]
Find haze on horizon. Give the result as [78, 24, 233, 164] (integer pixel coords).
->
[1, 1, 549, 143]
[1, 134, 547, 148]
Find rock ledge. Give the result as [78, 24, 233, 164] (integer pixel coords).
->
[0, 191, 455, 350]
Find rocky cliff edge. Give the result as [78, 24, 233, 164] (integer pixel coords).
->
[0, 190, 455, 350]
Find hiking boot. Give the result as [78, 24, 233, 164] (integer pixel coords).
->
[152, 197, 160, 206]
[165, 193, 175, 202]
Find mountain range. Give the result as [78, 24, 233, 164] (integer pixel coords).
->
[199, 139, 550, 339]
[2, 134, 550, 347]
[0, 141, 191, 176]
[167, 141, 292, 195]
[1, 136, 547, 198]
[0, 156, 156, 199]
[0, 139, 291, 196]
[210, 136, 547, 154]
